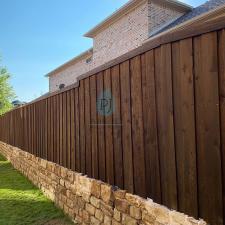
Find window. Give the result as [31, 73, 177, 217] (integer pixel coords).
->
[86, 56, 92, 64]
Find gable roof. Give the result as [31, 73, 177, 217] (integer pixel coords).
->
[153, 0, 225, 36]
[84, 0, 192, 38]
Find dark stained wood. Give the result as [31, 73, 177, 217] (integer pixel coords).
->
[111, 65, 124, 189]
[53, 96, 57, 162]
[96, 72, 106, 182]
[104, 69, 114, 185]
[141, 51, 161, 202]
[70, 89, 76, 171]
[37, 102, 40, 157]
[1, 28, 225, 225]
[56, 95, 60, 164]
[67, 91, 71, 169]
[47, 98, 51, 161]
[50, 97, 54, 161]
[120, 61, 134, 193]
[59, 94, 63, 166]
[130, 56, 146, 198]
[45, 99, 48, 159]
[84, 78, 92, 177]
[218, 29, 225, 224]
[172, 38, 198, 217]
[90, 75, 98, 179]
[154, 44, 178, 209]
[194, 32, 223, 225]
[62, 92, 67, 167]
[79, 80, 86, 174]
[31, 105, 34, 155]
[10, 109, 14, 147]
[40, 101, 44, 158]
[75, 88, 80, 172]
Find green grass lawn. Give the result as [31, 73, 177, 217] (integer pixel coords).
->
[0, 154, 74, 225]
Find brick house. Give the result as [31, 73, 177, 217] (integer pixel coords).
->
[46, 0, 225, 92]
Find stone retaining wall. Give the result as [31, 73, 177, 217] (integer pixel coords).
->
[0, 141, 206, 225]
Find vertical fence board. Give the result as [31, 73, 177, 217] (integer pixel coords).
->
[90, 75, 98, 179]
[194, 32, 223, 225]
[67, 91, 71, 169]
[219, 29, 225, 224]
[71, 89, 76, 171]
[120, 61, 134, 193]
[172, 38, 198, 217]
[53, 96, 57, 162]
[56, 95, 60, 164]
[112, 65, 124, 189]
[104, 69, 115, 185]
[155, 44, 178, 209]
[96, 72, 106, 182]
[141, 50, 161, 202]
[79, 80, 86, 174]
[84, 78, 92, 177]
[45, 99, 48, 159]
[62, 92, 67, 167]
[59, 94, 63, 165]
[75, 88, 80, 172]
[130, 56, 146, 198]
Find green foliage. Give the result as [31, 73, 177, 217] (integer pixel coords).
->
[0, 65, 16, 115]
[0, 155, 73, 225]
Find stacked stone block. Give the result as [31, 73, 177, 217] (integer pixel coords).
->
[0, 141, 206, 225]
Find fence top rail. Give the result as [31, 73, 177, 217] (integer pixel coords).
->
[2, 3, 225, 114]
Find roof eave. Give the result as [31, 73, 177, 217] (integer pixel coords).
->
[84, 0, 193, 38]
[45, 48, 93, 77]
[83, 0, 148, 38]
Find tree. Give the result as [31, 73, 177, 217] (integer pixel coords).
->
[0, 64, 16, 115]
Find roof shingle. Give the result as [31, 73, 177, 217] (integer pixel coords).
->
[151, 0, 225, 36]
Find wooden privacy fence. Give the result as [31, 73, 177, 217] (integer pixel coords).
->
[1, 8, 225, 225]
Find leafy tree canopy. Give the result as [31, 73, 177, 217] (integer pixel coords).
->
[0, 63, 16, 115]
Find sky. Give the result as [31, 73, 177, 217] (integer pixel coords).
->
[0, 0, 206, 102]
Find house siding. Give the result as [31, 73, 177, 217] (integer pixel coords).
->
[92, 1, 149, 67]
[49, 53, 93, 92]
[49, 1, 185, 92]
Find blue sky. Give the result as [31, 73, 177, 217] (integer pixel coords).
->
[0, 0, 206, 102]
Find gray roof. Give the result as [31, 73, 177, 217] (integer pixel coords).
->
[152, 0, 225, 36]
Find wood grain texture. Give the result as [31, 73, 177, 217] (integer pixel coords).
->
[59, 94, 63, 166]
[62, 92, 67, 167]
[1, 29, 225, 225]
[75, 88, 80, 172]
[218, 29, 225, 224]
[67, 91, 71, 169]
[70, 89, 76, 171]
[90, 75, 99, 179]
[96, 72, 106, 182]
[84, 78, 92, 177]
[56, 95, 60, 164]
[130, 56, 146, 198]
[141, 51, 161, 202]
[120, 61, 134, 194]
[111, 65, 124, 189]
[194, 32, 223, 225]
[79, 80, 86, 174]
[154, 44, 178, 209]
[104, 69, 114, 185]
[172, 38, 198, 217]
